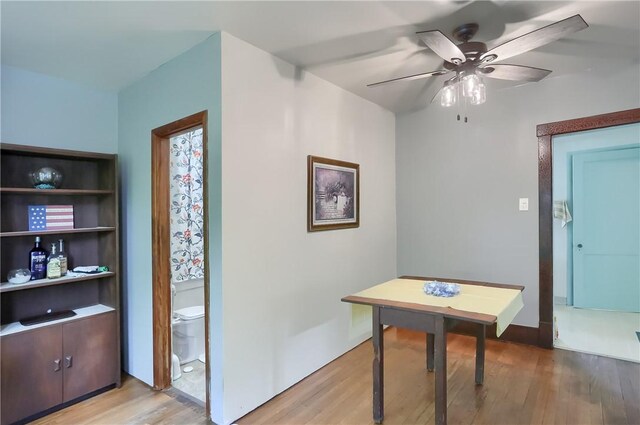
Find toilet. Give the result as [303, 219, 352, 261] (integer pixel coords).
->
[172, 305, 205, 365]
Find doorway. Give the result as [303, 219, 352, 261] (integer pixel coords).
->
[151, 111, 211, 409]
[551, 128, 639, 362]
[537, 109, 640, 348]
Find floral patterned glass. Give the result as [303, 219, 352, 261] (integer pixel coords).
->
[170, 127, 205, 283]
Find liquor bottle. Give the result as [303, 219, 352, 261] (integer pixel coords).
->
[58, 239, 68, 276]
[29, 236, 48, 280]
[47, 243, 62, 279]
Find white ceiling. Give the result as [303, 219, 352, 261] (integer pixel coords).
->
[2, 1, 639, 113]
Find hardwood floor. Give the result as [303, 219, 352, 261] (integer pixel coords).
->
[31, 377, 207, 425]
[33, 328, 639, 425]
[236, 328, 639, 425]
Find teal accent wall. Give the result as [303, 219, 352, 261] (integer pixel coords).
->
[553, 123, 640, 305]
[117, 34, 222, 423]
[1, 65, 118, 153]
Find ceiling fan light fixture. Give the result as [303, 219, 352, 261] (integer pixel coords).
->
[368, 14, 588, 111]
[469, 82, 486, 105]
[461, 73, 481, 98]
[440, 83, 457, 107]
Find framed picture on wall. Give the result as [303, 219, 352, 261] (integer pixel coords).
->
[307, 155, 360, 232]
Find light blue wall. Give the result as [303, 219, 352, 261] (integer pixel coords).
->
[552, 123, 640, 304]
[117, 34, 222, 422]
[1, 65, 117, 153]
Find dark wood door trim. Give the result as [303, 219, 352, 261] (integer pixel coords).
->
[537, 108, 640, 348]
[151, 129, 171, 390]
[151, 111, 211, 416]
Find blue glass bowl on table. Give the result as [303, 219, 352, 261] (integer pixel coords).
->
[423, 281, 461, 297]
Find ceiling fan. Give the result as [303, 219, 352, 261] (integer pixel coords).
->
[367, 14, 588, 107]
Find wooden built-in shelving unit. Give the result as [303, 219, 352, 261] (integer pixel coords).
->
[0, 143, 121, 425]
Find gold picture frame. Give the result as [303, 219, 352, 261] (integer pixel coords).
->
[307, 155, 360, 232]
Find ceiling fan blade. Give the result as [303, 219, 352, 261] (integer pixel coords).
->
[481, 14, 588, 63]
[479, 64, 552, 82]
[429, 85, 445, 104]
[415, 30, 466, 63]
[367, 70, 449, 88]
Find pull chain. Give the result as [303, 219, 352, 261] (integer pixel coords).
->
[454, 82, 469, 123]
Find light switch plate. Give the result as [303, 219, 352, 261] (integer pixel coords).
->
[519, 198, 529, 211]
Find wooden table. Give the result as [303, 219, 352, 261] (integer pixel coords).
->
[341, 276, 524, 425]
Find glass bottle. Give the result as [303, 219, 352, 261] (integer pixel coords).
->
[58, 239, 68, 276]
[47, 243, 62, 279]
[29, 236, 48, 280]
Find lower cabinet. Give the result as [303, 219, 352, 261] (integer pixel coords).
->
[62, 313, 118, 402]
[1, 312, 117, 425]
[0, 325, 63, 425]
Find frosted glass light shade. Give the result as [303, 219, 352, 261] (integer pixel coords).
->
[470, 82, 486, 105]
[440, 83, 457, 107]
[462, 74, 481, 98]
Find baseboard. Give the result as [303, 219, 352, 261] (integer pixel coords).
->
[554, 296, 567, 305]
[15, 384, 116, 425]
[490, 323, 540, 346]
[538, 321, 554, 349]
[450, 322, 540, 347]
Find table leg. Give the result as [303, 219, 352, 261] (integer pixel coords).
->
[372, 306, 384, 424]
[426, 333, 434, 372]
[475, 324, 485, 385]
[434, 316, 447, 425]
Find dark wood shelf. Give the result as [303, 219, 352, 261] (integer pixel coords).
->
[0, 188, 114, 195]
[0, 143, 115, 160]
[0, 226, 115, 237]
[0, 271, 115, 293]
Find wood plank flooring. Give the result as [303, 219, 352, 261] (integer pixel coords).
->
[33, 328, 639, 424]
[31, 378, 207, 425]
[238, 328, 639, 425]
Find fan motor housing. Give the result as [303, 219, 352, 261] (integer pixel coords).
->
[443, 41, 487, 70]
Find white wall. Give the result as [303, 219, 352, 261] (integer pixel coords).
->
[117, 34, 224, 423]
[1, 65, 117, 153]
[396, 65, 640, 328]
[552, 123, 640, 302]
[220, 32, 396, 424]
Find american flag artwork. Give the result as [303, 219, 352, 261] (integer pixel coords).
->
[28, 205, 74, 231]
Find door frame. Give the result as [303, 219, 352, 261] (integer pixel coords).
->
[536, 107, 640, 348]
[151, 111, 210, 414]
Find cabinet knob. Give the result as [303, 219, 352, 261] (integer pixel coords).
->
[65, 355, 73, 368]
[53, 359, 61, 372]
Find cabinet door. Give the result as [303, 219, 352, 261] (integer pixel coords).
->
[62, 312, 117, 402]
[1, 326, 63, 425]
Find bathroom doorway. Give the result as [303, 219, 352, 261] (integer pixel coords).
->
[151, 111, 211, 410]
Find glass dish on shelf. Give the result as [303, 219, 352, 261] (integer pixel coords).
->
[7, 268, 31, 284]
